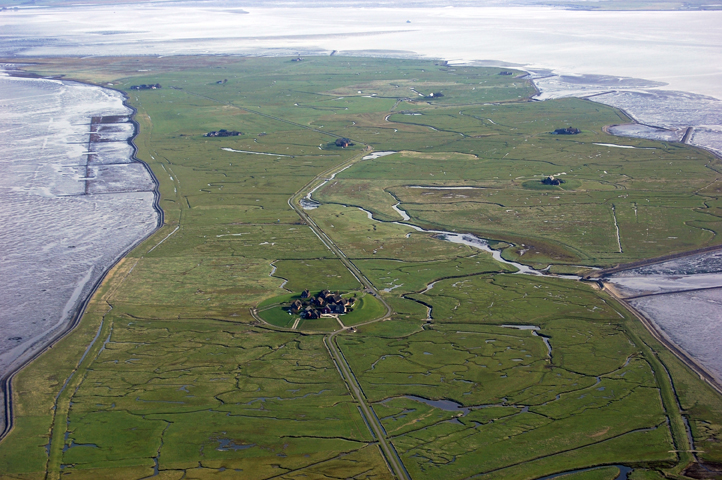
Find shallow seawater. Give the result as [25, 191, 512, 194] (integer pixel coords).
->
[630, 290, 722, 384]
[533, 74, 722, 157]
[0, 73, 157, 388]
[2, 5, 721, 99]
[607, 250, 722, 383]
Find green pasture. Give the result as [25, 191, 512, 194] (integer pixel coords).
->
[0, 55, 720, 480]
[340, 276, 675, 479]
[259, 291, 385, 329]
[318, 96, 722, 266]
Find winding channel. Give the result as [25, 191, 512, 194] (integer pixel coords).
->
[303, 153, 580, 279]
[4, 67, 709, 479]
[293, 147, 698, 478]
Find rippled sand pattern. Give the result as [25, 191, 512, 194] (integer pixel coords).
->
[0, 74, 158, 378]
[630, 290, 722, 384]
[609, 250, 722, 383]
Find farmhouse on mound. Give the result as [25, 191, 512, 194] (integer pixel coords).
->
[130, 83, 161, 90]
[542, 175, 564, 186]
[290, 299, 303, 314]
[329, 304, 346, 314]
[552, 126, 580, 135]
[304, 306, 320, 319]
[291, 289, 357, 318]
[335, 138, 353, 148]
[204, 129, 242, 137]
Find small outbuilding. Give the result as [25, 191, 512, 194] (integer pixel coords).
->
[290, 299, 303, 314]
[330, 304, 346, 314]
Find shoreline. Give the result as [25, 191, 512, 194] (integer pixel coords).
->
[0, 74, 164, 439]
[1, 54, 720, 442]
[601, 281, 722, 397]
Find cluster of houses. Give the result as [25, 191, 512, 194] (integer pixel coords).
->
[552, 126, 581, 135]
[130, 84, 161, 90]
[542, 175, 565, 186]
[289, 290, 356, 319]
[204, 129, 242, 137]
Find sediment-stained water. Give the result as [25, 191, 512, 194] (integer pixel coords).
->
[1, 3, 721, 433]
[629, 290, 722, 385]
[532, 74, 722, 158]
[607, 251, 722, 384]
[0, 71, 158, 419]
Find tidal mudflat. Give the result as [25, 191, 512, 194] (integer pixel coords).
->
[2, 5, 720, 98]
[533, 73, 722, 161]
[2, 57, 713, 478]
[606, 251, 722, 385]
[0, 70, 158, 430]
[1, 4, 722, 471]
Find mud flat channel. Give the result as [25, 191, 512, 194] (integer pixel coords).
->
[0, 69, 160, 433]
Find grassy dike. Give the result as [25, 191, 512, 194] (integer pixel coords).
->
[0, 56, 720, 479]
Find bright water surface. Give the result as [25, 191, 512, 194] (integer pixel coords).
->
[1, 5, 721, 98]
[607, 251, 722, 384]
[1, 1, 722, 426]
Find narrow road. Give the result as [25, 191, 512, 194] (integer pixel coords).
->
[324, 333, 409, 479]
[181, 91, 406, 477]
[285, 150, 408, 479]
[288, 150, 393, 300]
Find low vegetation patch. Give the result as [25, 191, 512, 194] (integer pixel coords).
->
[1, 55, 719, 480]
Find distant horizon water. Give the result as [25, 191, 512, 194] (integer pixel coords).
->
[1, 5, 721, 99]
[1, 2, 722, 416]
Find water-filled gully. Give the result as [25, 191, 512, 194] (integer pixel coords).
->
[301, 156, 651, 478]
[303, 164, 581, 280]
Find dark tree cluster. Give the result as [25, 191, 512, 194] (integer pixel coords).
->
[552, 126, 581, 135]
